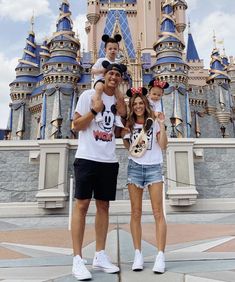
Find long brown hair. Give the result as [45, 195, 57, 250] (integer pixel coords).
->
[127, 93, 154, 132]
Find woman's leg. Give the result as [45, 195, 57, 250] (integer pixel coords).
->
[128, 184, 144, 250]
[148, 182, 167, 252]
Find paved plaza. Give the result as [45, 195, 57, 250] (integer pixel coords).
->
[1, 209, 235, 282]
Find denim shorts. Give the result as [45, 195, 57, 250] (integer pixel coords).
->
[127, 159, 163, 189]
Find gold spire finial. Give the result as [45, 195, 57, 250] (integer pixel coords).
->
[188, 18, 191, 34]
[213, 30, 217, 49]
[31, 10, 35, 32]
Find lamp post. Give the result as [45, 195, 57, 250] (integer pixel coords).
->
[170, 116, 177, 138]
[220, 125, 226, 138]
[56, 115, 63, 139]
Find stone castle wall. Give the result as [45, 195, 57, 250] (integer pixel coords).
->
[0, 139, 235, 209]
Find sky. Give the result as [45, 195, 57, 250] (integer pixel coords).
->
[0, 0, 235, 129]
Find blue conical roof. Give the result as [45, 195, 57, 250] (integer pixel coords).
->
[56, 0, 73, 32]
[17, 31, 39, 68]
[186, 33, 200, 61]
[207, 48, 230, 81]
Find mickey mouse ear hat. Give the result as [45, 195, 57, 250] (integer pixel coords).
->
[148, 78, 169, 90]
[126, 87, 148, 97]
[102, 60, 127, 75]
[102, 34, 122, 43]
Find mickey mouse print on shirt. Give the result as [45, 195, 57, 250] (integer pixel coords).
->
[131, 126, 154, 151]
[93, 104, 116, 142]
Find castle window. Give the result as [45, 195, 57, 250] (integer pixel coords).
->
[169, 43, 173, 46]
[58, 63, 62, 68]
[29, 68, 32, 71]
[145, 69, 149, 73]
[158, 66, 161, 70]
[85, 68, 89, 72]
[71, 43, 74, 47]
[60, 42, 63, 45]
[171, 64, 175, 68]
[28, 83, 32, 87]
[73, 65, 76, 70]
[16, 83, 19, 87]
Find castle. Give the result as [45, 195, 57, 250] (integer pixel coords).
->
[5, 0, 235, 140]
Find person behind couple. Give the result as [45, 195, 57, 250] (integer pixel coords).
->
[91, 34, 125, 123]
[71, 62, 127, 281]
[147, 78, 169, 116]
[121, 87, 168, 273]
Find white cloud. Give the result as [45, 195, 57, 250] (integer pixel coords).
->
[0, 53, 18, 128]
[186, 0, 198, 11]
[190, 11, 235, 68]
[0, 0, 51, 21]
[73, 14, 88, 51]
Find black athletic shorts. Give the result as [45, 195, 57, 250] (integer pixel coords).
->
[73, 158, 119, 201]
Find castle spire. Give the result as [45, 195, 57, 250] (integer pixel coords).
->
[207, 47, 230, 83]
[56, 0, 74, 35]
[18, 22, 38, 68]
[186, 20, 200, 61]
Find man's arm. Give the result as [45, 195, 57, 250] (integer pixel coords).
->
[73, 99, 104, 131]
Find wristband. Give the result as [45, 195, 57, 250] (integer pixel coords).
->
[90, 108, 98, 116]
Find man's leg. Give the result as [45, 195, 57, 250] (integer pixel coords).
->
[92, 199, 119, 273]
[95, 199, 109, 251]
[71, 198, 91, 256]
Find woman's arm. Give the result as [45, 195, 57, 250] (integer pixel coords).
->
[156, 113, 168, 150]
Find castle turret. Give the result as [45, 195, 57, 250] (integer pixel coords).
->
[42, 0, 82, 139]
[86, 0, 100, 61]
[173, 0, 187, 42]
[9, 18, 40, 140]
[207, 35, 233, 137]
[152, 0, 190, 137]
[186, 21, 208, 86]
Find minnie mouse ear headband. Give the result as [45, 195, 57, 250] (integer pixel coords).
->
[102, 60, 127, 75]
[102, 34, 122, 43]
[126, 87, 148, 97]
[148, 78, 169, 90]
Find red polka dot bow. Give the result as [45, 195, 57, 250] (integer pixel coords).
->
[131, 87, 143, 95]
[153, 80, 168, 89]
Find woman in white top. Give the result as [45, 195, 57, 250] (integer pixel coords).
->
[121, 87, 168, 274]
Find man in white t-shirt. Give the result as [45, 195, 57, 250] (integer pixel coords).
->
[71, 62, 126, 281]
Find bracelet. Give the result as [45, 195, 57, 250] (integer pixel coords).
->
[90, 108, 98, 116]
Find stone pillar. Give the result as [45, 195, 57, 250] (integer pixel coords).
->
[36, 140, 69, 208]
[166, 139, 198, 206]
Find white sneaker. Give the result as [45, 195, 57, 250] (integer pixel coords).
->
[92, 250, 120, 273]
[132, 249, 144, 271]
[72, 255, 92, 280]
[152, 251, 165, 274]
[95, 112, 103, 122]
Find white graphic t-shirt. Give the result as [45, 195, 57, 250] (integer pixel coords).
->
[148, 99, 163, 113]
[75, 89, 117, 163]
[129, 121, 163, 165]
[93, 57, 114, 83]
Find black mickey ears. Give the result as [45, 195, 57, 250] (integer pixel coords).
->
[126, 87, 148, 97]
[102, 34, 110, 42]
[102, 34, 122, 43]
[102, 60, 127, 75]
[114, 34, 122, 42]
